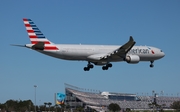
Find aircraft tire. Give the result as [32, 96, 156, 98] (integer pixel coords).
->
[84, 67, 90, 71]
[102, 66, 108, 70]
[107, 63, 112, 68]
[150, 64, 154, 68]
[88, 64, 94, 69]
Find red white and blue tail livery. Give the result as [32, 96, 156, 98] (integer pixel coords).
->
[12, 18, 165, 71]
[23, 18, 58, 51]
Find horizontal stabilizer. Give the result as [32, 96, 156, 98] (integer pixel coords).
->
[11, 44, 26, 47]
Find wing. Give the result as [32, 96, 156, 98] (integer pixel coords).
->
[101, 36, 136, 60]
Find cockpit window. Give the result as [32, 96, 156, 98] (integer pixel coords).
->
[160, 50, 163, 52]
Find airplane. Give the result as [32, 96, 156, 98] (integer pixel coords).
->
[12, 18, 165, 71]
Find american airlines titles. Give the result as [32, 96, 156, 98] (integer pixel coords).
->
[129, 48, 150, 54]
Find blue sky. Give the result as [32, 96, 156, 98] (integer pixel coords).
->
[1, 0, 180, 105]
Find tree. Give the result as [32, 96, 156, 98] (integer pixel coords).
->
[60, 103, 65, 112]
[126, 108, 131, 112]
[1, 99, 33, 111]
[76, 106, 84, 112]
[44, 102, 47, 111]
[54, 104, 59, 112]
[171, 101, 180, 111]
[108, 103, 121, 112]
[47, 102, 52, 111]
[0, 103, 5, 112]
[39, 105, 45, 111]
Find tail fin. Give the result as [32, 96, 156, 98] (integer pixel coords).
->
[23, 18, 53, 44]
[23, 18, 58, 50]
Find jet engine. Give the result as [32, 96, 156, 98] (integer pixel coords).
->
[125, 55, 140, 64]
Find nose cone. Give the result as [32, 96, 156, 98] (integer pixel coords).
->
[157, 49, 165, 59]
[160, 52, 165, 58]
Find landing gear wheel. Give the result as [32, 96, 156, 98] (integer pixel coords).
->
[107, 63, 112, 68]
[150, 61, 154, 68]
[84, 62, 94, 71]
[88, 64, 94, 69]
[84, 67, 90, 71]
[102, 66, 108, 70]
[102, 66, 105, 70]
[150, 64, 154, 68]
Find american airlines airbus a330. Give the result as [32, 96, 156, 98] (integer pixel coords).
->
[13, 18, 165, 71]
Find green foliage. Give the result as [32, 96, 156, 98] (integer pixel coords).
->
[44, 102, 47, 111]
[39, 105, 45, 111]
[108, 103, 121, 112]
[59, 103, 65, 112]
[47, 102, 52, 111]
[126, 108, 131, 112]
[0, 100, 63, 112]
[171, 101, 180, 111]
[76, 106, 84, 112]
[0, 99, 33, 111]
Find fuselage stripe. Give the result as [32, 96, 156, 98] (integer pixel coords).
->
[44, 46, 59, 50]
[31, 41, 51, 44]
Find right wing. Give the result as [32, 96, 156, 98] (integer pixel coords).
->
[100, 36, 136, 59]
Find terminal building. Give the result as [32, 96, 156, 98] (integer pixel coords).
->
[64, 83, 180, 112]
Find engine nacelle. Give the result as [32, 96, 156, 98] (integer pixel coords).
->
[125, 55, 140, 64]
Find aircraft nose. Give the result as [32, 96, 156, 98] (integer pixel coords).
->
[156, 48, 165, 58]
[158, 50, 165, 58]
[161, 52, 165, 57]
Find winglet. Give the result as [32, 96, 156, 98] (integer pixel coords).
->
[129, 36, 134, 42]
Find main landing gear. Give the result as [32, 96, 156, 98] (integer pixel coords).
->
[102, 63, 112, 70]
[84, 62, 94, 71]
[150, 61, 154, 68]
[83, 62, 113, 71]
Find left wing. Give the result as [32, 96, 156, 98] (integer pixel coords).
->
[100, 36, 136, 60]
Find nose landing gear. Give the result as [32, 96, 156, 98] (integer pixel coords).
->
[150, 61, 154, 68]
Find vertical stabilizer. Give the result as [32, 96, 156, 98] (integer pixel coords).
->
[23, 18, 58, 51]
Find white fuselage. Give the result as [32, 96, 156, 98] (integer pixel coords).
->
[31, 44, 164, 64]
